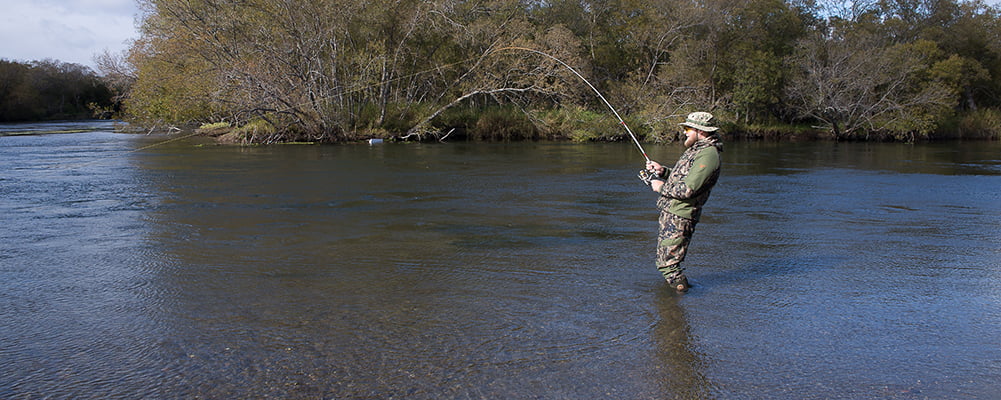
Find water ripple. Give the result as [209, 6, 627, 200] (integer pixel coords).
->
[4, 128, 1001, 398]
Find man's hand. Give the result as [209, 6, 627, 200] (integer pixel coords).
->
[650, 179, 665, 192]
[645, 160, 666, 177]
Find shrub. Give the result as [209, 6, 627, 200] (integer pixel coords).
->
[953, 108, 1001, 140]
[534, 106, 634, 142]
[470, 107, 538, 140]
[217, 119, 278, 144]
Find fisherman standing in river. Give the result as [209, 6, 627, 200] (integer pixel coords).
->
[640, 112, 723, 292]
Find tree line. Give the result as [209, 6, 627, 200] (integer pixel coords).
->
[101, 0, 1001, 142]
[0, 60, 115, 122]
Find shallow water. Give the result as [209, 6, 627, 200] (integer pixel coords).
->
[2, 121, 999, 398]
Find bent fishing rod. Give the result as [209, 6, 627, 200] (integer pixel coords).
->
[491, 46, 650, 163]
[91, 46, 651, 167]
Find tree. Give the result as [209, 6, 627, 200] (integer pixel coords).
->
[592, 0, 720, 140]
[924, 0, 1001, 110]
[0, 60, 37, 121]
[0, 59, 112, 122]
[785, 32, 959, 140]
[717, 0, 811, 123]
[121, 0, 1001, 142]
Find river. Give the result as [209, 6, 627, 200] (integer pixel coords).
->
[2, 121, 999, 398]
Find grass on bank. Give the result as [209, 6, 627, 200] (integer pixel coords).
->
[196, 120, 281, 144]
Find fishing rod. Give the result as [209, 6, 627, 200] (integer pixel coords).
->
[491, 46, 650, 163]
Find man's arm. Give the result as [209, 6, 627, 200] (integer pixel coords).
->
[652, 149, 719, 198]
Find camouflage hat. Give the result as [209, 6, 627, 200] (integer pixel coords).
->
[679, 112, 719, 132]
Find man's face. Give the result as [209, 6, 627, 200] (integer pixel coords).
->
[683, 127, 701, 147]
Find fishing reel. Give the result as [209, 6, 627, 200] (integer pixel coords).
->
[638, 169, 659, 186]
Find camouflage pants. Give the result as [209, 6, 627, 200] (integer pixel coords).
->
[657, 212, 697, 280]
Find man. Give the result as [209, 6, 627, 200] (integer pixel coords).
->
[640, 111, 723, 292]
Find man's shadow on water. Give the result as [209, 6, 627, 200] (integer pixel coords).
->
[640, 256, 845, 399]
[651, 291, 714, 399]
[686, 253, 847, 292]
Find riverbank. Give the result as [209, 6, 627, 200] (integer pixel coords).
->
[104, 103, 1001, 144]
[187, 120, 1000, 145]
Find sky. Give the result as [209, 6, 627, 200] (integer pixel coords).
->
[0, 0, 140, 71]
[3, 0, 1001, 73]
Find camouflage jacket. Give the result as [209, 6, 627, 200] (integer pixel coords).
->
[656, 135, 723, 221]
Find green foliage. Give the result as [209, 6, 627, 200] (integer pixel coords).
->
[729, 50, 785, 122]
[119, 0, 1001, 142]
[124, 33, 221, 125]
[872, 40, 960, 140]
[718, 0, 808, 121]
[944, 108, 1001, 139]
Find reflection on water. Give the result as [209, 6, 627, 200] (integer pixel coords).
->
[1, 123, 1000, 398]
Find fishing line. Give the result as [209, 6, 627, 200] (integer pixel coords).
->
[44, 45, 650, 169]
[490, 46, 650, 163]
[21, 127, 204, 171]
[245, 45, 650, 161]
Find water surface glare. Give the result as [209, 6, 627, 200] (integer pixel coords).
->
[2, 121, 1000, 399]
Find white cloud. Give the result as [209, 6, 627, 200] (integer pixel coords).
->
[0, 0, 138, 70]
[1, 0, 1000, 71]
